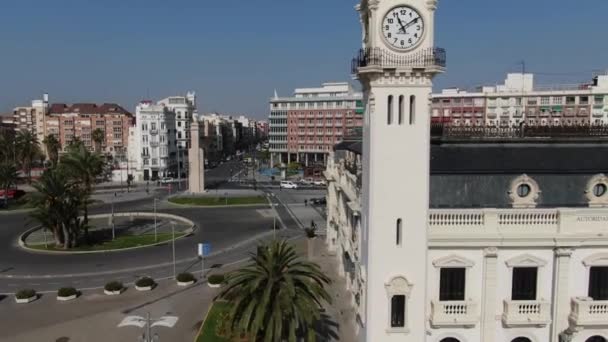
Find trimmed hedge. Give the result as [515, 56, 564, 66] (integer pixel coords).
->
[104, 281, 124, 292]
[15, 289, 36, 299]
[135, 277, 155, 288]
[176, 272, 195, 283]
[57, 287, 78, 297]
[207, 274, 224, 285]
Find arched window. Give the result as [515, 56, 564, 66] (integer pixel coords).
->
[586, 336, 607, 342]
[512, 338, 532, 342]
[390, 295, 405, 327]
[387, 95, 394, 125]
[396, 219, 402, 246]
[409, 95, 416, 125]
[440, 338, 461, 342]
[398, 95, 405, 125]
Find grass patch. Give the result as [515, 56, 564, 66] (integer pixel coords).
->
[169, 196, 267, 206]
[197, 301, 233, 342]
[28, 232, 185, 252]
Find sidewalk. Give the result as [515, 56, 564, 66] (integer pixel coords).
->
[0, 279, 218, 342]
[308, 237, 359, 341]
[285, 203, 327, 231]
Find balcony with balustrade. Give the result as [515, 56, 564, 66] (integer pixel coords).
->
[430, 300, 478, 328]
[351, 47, 446, 75]
[569, 297, 608, 329]
[502, 300, 551, 327]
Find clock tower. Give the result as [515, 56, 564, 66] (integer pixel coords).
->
[353, 0, 445, 341]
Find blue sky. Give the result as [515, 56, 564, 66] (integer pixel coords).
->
[1, 0, 606, 119]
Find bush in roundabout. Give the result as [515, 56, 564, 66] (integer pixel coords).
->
[135, 277, 156, 291]
[57, 287, 78, 301]
[176, 272, 196, 286]
[104, 281, 124, 295]
[15, 289, 37, 300]
[207, 274, 224, 288]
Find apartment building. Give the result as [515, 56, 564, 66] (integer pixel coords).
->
[431, 73, 608, 126]
[12, 93, 49, 145]
[128, 100, 177, 181]
[45, 102, 133, 159]
[268, 82, 363, 167]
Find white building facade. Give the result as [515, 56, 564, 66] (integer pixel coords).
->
[431, 73, 608, 127]
[325, 139, 608, 342]
[332, 0, 608, 341]
[129, 100, 177, 181]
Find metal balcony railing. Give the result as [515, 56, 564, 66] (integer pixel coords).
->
[351, 47, 446, 74]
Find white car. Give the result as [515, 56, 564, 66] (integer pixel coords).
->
[313, 179, 327, 186]
[280, 181, 298, 189]
[160, 177, 175, 184]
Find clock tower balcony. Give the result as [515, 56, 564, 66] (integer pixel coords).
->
[351, 47, 446, 76]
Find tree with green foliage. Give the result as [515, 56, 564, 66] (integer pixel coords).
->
[216, 239, 331, 342]
[60, 145, 104, 241]
[0, 130, 16, 164]
[0, 163, 19, 207]
[30, 169, 84, 249]
[42, 134, 61, 167]
[92, 128, 105, 154]
[15, 130, 41, 183]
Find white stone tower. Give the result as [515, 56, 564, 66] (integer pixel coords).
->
[354, 0, 445, 340]
[189, 114, 205, 193]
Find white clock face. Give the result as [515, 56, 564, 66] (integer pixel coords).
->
[382, 6, 425, 50]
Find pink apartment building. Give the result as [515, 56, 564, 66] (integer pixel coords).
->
[269, 82, 363, 167]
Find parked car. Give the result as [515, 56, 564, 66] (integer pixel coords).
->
[310, 197, 327, 206]
[300, 178, 314, 185]
[280, 181, 298, 189]
[313, 179, 327, 186]
[160, 177, 175, 185]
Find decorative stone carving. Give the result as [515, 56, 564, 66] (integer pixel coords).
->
[508, 174, 540, 208]
[426, 0, 439, 11]
[505, 254, 548, 268]
[585, 174, 608, 208]
[385, 276, 413, 296]
[432, 254, 475, 268]
[582, 253, 608, 267]
[484, 247, 499, 257]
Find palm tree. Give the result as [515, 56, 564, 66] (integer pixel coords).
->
[42, 134, 61, 167]
[92, 128, 105, 154]
[216, 239, 331, 342]
[0, 163, 19, 207]
[61, 146, 104, 241]
[30, 168, 84, 248]
[15, 130, 40, 183]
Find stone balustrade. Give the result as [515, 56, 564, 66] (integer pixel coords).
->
[569, 297, 608, 328]
[430, 300, 478, 328]
[502, 300, 551, 327]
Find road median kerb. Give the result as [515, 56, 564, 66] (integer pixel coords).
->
[18, 212, 196, 255]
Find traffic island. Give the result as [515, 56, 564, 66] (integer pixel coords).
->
[19, 212, 195, 254]
[169, 195, 268, 207]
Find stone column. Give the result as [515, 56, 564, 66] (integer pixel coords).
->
[270, 153, 274, 168]
[188, 115, 205, 193]
[480, 247, 498, 342]
[305, 153, 309, 167]
[551, 248, 573, 342]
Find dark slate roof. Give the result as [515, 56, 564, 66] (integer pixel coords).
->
[334, 140, 362, 154]
[430, 143, 608, 175]
[334, 139, 608, 208]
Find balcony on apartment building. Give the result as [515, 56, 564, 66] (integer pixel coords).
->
[150, 129, 158, 135]
[569, 297, 608, 328]
[502, 300, 551, 327]
[430, 300, 478, 328]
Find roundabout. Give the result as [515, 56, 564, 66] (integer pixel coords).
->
[0, 194, 299, 293]
[20, 212, 194, 253]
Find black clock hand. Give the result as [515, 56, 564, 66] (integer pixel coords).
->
[396, 17, 407, 33]
[403, 17, 419, 30]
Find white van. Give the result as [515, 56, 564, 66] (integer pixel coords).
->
[280, 181, 298, 189]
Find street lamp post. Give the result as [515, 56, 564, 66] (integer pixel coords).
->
[171, 222, 176, 279]
[154, 198, 158, 242]
[111, 198, 116, 240]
